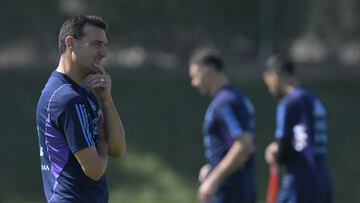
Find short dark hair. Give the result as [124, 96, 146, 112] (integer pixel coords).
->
[190, 48, 224, 72]
[265, 54, 295, 75]
[58, 15, 107, 54]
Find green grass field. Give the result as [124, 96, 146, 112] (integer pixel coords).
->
[0, 69, 359, 203]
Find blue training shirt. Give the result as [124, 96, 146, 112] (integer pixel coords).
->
[36, 71, 108, 203]
[275, 86, 332, 202]
[203, 85, 256, 200]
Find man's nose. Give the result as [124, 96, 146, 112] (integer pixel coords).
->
[99, 46, 107, 58]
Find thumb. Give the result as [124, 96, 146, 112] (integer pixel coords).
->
[94, 64, 106, 74]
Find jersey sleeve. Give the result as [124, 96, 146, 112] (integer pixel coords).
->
[218, 102, 247, 139]
[58, 96, 96, 153]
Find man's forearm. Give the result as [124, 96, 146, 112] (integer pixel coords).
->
[75, 143, 109, 181]
[102, 97, 126, 158]
[95, 141, 109, 178]
[206, 133, 253, 185]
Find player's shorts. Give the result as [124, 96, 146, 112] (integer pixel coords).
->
[277, 174, 332, 203]
[212, 185, 256, 203]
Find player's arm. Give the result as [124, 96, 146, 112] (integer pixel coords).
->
[74, 138, 108, 181]
[266, 102, 297, 165]
[85, 69, 126, 158]
[266, 139, 294, 165]
[205, 132, 253, 182]
[199, 164, 211, 182]
[100, 96, 126, 158]
[75, 113, 109, 181]
[60, 97, 110, 181]
[198, 104, 254, 202]
[198, 132, 254, 202]
[265, 141, 279, 165]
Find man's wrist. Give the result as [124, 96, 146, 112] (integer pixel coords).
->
[99, 95, 114, 107]
[205, 172, 220, 187]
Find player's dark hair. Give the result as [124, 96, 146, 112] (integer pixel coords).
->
[58, 15, 107, 54]
[265, 54, 295, 75]
[190, 48, 224, 72]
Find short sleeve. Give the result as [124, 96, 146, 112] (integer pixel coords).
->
[59, 96, 95, 153]
[219, 104, 243, 139]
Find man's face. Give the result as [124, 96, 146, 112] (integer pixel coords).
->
[189, 63, 211, 95]
[263, 71, 281, 97]
[72, 24, 108, 74]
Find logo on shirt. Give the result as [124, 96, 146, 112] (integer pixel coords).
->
[87, 98, 97, 112]
[41, 164, 50, 171]
[293, 125, 308, 151]
[91, 113, 101, 144]
[93, 118, 100, 135]
[40, 146, 44, 157]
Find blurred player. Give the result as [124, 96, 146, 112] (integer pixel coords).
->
[263, 54, 333, 203]
[36, 15, 126, 203]
[189, 48, 257, 203]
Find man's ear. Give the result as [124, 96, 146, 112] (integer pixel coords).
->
[205, 66, 218, 78]
[65, 36, 74, 51]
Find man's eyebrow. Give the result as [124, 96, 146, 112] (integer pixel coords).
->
[91, 40, 105, 43]
[90, 40, 108, 45]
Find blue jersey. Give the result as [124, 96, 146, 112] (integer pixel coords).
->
[203, 85, 256, 202]
[36, 71, 108, 203]
[275, 86, 332, 203]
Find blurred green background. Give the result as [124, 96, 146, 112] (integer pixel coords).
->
[0, 69, 359, 203]
[1, 0, 360, 202]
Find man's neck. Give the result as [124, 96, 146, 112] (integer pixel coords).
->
[56, 54, 84, 85]
[210, 74, 230, 96]
[283, 79, 299, 96]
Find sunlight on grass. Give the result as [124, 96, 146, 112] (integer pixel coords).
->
[108, 148, 198, 203]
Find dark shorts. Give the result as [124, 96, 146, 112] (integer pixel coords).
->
[277, 174, 332, 203]
[211, 185, 256, 203]
[48, 185, 109, 203]
[49, 193, 108, 203]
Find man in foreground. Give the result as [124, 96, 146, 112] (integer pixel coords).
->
[36, 15, 126, 203]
